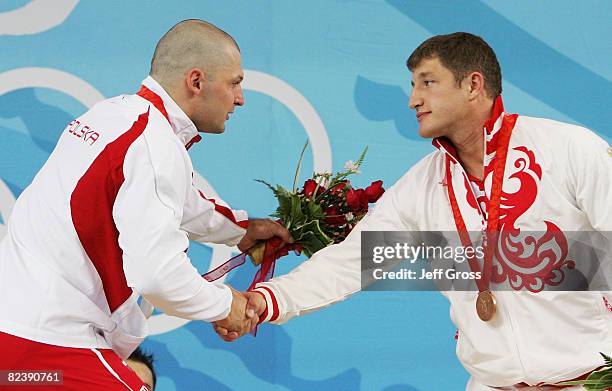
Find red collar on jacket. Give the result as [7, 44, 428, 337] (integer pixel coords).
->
[136, 77, 202, 150]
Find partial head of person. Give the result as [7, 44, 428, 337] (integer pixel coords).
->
[150, 19, 244, 134]
[127, 347, 156, 390]
[406, 32, 502, 139]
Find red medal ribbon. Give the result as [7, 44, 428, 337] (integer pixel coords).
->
[445, 114, 517, 293]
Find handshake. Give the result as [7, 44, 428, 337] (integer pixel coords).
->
[213, 287, 267, 342]
[212, 218, 292, 342]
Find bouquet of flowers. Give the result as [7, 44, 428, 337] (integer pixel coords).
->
[248, 141, 384, 266]
[202, 141, 384, 289]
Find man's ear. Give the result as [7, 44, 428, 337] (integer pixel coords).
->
[466, 71, 486, 100]
[185, 68, 206, 95]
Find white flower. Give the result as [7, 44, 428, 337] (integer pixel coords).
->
[345, 212, 354, 221]
[314, 173, 331, 187]
[344, 160, 361, 173]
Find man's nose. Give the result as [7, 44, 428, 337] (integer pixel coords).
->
[235, 85, 244, 106]
[408, 88, 421, 110]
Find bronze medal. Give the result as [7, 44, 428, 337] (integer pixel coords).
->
[476, 290, 496, 321]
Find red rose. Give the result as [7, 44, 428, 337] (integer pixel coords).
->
[365, 180, 384, 202]
[324, 206, 346, 225]
[346, 189, 361, 212]
[357, 188, 369, 210]
[302, 179, 318, 197]
[347, 188, 369, 212]
[330, 180, 349, 195]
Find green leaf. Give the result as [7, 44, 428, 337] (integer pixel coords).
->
[292, 140, 309, 193]
[254, 179, 275, 192]
[307, 202, 326, 220]
[559, 364, 612, 391]
[602, 352, 612, 367]
[273, 185, 295, 227]
[354, 146, 368, 168]
[302, 219, 333, 244]
[290, 193, 305, 226]
[298, 231, 327, 258]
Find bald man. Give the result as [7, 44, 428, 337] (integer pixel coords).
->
[0, 19, 291, 390]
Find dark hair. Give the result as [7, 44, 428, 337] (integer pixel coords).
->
[128, 347, 157, 390]
[407, 32, 502, 98]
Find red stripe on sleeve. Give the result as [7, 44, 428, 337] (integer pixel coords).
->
[196, 190, 249, 229]
[259, 286, 279, 322]
[251, 290, 269, 324]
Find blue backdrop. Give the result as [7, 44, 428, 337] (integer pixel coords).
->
[0, 1, 610, 390]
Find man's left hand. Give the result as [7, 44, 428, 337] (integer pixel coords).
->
[237, 219, 293, 252]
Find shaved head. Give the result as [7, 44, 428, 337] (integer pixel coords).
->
[148, 19, 245, 134]
[150, 19, 240, 85]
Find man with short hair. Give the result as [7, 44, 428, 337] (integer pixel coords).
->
[219, 32, 612, 389]
[0, 19, 291, 390]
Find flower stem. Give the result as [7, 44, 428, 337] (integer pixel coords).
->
[292, 140, 309, 193]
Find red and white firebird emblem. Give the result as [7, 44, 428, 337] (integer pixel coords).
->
[492, 146, 574, 292]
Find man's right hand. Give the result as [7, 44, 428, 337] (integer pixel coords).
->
[213, 287, 258, 341]
[214, 290, 266, 342]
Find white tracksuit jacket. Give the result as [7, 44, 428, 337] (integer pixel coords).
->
[254, 97, 612, 387]
[0, 76, 247, 358]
